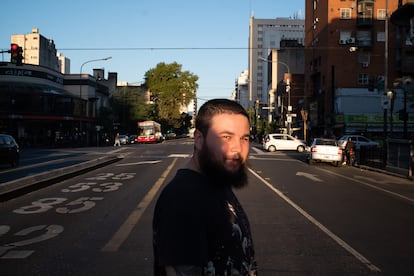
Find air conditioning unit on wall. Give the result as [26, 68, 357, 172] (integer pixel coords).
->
[347, 37, 355, 44]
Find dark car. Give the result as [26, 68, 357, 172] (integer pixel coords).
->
[129, 135, 137, 144]
[0, 134, 20, 167]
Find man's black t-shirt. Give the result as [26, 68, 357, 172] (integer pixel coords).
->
[153, 169, 257, 275]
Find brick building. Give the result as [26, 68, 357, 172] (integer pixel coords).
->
[304, 0, 413, 138]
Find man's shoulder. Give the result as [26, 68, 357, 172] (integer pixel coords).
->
[163, 169, 207, 194]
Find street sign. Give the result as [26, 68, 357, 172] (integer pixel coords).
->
[381, 95, 390, 109]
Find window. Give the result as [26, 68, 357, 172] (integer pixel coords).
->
[377, 31, 385, 42]
[356, 30, 372, 47]
[340, 8, 352, 19]
[339, 30, 352, 43]
[377, 9, 386, 20]
[358, 74, 369, 85]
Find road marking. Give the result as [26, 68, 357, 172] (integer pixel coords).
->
[115, 160, 161, 166]
[251, 147, 264, 154]
[168, 154, 190, 158]
[354, 175, 388, 184]
[248, 168, 382, 273]
[296, 171, 323, 182]
[101, 158, 177, 252]
[106, 148, 127, 154]
[249, 155, 299, 162]
[320, 169, 414, 205]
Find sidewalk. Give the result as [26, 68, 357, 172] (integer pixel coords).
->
[252, 141, 413, 180]
[0, 154, 122, 199]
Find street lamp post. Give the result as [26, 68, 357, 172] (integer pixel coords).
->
[383, 0, 389, 167]
[258, 56, 292, 134]
[79, 56, 112, 145]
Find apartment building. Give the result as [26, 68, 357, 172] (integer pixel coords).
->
[2, 29, 115, 146]
[304, 0, 413, 137]
[233, 69, 249, 108]
[11, 28, 65, 73]
[248, 17, 305, 109]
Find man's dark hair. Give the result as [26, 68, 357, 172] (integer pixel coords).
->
[195, 99, 249, 136]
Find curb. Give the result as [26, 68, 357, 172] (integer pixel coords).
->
[0, 155, 122, 199]
[355, 164, 412, 180]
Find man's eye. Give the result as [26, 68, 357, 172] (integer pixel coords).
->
[241, 136, 250, 142]
[222, 135, 231, 141]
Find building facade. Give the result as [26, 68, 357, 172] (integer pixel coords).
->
[11, 28, 63, 73]
[233, 69, 249, 108]
[248, 17, 305, 108]
[304, 0, 414, 138]
[0, 62, 115, 147]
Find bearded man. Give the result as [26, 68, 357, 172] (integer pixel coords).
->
[153, 99, 257, 276]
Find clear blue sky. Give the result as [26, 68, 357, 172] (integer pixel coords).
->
[0, 0, 304, 105]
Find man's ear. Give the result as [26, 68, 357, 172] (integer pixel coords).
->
[194, 129, 204, 150]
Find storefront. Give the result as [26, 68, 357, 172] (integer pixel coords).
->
[0, 62, 110, 147]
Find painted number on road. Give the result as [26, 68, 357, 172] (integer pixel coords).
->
[62, 182, 123, 193]
[0, 225, 64, 259]
[13, 197, 104, 215]
[85, 172, 136, 181]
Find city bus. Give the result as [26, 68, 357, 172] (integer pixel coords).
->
[137, 121, 163, 143]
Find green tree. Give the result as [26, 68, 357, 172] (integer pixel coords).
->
[112, 85, 149, 133]
[144, 62, 198, 130]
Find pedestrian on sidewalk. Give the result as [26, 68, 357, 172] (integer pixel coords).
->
[114, 132, 120, 146]
[153, 98, 257, 276]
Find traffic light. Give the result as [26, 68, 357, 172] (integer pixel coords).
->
[10, 43, 23, 65]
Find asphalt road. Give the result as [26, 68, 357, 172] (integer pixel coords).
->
[1, 140, 414, 275]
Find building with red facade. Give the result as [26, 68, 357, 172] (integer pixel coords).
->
[304, 0, 414, 138]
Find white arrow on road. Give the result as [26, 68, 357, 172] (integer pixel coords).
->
[116, 160, 161, 166]
[296, 171, 323, 182]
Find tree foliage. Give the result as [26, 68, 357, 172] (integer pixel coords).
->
[144, 62, 198, 129]
[111, 85, 150, 133]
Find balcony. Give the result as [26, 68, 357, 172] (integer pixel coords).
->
[357, 15, 374, 27]
[356, 0, 374, 27]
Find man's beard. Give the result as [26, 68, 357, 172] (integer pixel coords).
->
[198, 142, 248, 189]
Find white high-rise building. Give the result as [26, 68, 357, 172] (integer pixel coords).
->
[11, 28, 69, 73]
[233, 69, 249, 109]
[248, 17, 304, 108]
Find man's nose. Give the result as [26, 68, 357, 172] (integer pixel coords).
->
[230, 137, 242, 153]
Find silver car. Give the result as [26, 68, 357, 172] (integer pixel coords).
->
[338, 135, 379, 150]
[118, 135, 129, 145]
[262, 133, 306, 152]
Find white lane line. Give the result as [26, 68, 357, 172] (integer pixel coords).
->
[101, 158, 177, 252]
[115, 160, 161, 166]
[168, 154, 191, 158]
[321, 168, 414, 205]
[248, 168, 382, 273]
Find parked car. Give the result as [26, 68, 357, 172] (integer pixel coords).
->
[0, 134, 20, 167]
[262, 133, 306, 152]
[129, 135, 137, 144]
[338, 135, 379, 150]
[165, 131, 177, 140]
[308, 138, 343, 167]
[118, 135, 129, 145]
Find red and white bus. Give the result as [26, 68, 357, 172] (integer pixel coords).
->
[137, 121, 163, 143]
